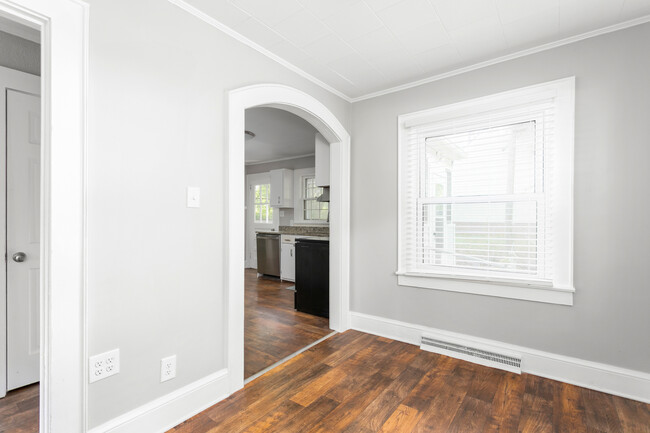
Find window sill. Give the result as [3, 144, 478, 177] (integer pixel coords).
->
[396, 272, 574, 306]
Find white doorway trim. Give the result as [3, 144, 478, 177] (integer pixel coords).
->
[0, 1, 88, 432]
[226, 84, 351, 393]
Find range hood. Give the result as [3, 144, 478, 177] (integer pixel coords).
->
[317, 187, 330, 202]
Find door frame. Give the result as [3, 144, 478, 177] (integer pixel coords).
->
[0, 66, 40, 397]
[226, 84, 351, 393]
[0, 1, 88, 432]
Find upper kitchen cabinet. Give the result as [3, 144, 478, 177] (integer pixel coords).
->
[270, 168, 294, 207]
[315, 133, 330, 187]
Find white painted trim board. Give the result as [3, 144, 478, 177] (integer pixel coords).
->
[351, 312, 650, 404]
[0, 1, 88, 432]
[88, 369, 229, 433]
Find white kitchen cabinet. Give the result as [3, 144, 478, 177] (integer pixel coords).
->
[270, 168, 293, 207]
[280, 235, 295, 282]
[315, 132, 330, 187]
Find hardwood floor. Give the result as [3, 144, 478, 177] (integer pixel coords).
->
[0, 383, 38, 433]
[171, 330, 650, 433]
[245, 268, 331, 379]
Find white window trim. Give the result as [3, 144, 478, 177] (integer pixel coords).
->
[397, 77, 575, 305]
[293, 167, 329, 225]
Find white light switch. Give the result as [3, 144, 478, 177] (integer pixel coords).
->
[187, 187, 200, 208]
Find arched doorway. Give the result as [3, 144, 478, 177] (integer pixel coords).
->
[226, 84, 351, 393]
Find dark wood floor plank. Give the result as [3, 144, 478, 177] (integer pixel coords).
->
[378, 404, 423, 432]
[612, 394, 650, 433]
[517, 375, 557, 433]
[447, 396, 492, 433]
[258, 396, 338, 433]
[554, 381, 587, 433]
[306, 372, 394, 433]
[239, 399, 304, 433]
[167, 330, 650, 433]
[0, 383, 39, 433]
[343, 366, 427, 433]
[483, 371, 526, 433]
[581, 387, 624, 432]
[409, 358, 474, 433]
[290, 366, 347, 406]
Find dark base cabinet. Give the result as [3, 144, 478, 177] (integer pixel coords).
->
[295, 238, 329, 318]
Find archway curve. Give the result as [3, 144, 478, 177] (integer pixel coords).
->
[226, 84, 351, 392]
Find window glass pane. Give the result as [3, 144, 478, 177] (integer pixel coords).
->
[419, 201, 539, 275]
[253, 183, 272, 223]
[425, 121, 536, 198]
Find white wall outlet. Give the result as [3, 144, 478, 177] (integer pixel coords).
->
[89, 349, 120, 383]
[187, 187, 200, 208]
[160, 355, 176, 382]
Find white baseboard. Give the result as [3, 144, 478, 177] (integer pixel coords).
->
[351, 312, 650, 404]
[88, 369, 229, 433]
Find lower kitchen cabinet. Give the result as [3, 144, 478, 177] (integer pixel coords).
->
[295, 238, 329, 318]
[280, 235, 295, 282]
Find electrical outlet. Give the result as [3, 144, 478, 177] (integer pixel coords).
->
[89, 349, 120, 383]
[161, 355, 176, 382]
[187, 187, 200, 208]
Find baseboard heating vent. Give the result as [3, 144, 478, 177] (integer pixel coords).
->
[420, 335, 522, 374]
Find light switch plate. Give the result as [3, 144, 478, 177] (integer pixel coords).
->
[89, 349, 120, 383]
[187, 187, 200, 208]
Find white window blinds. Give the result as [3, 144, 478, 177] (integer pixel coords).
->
[398, 79, 575, 291]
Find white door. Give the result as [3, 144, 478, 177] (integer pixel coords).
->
[6, 90, 41, 391]
[246, 174, 276, 269]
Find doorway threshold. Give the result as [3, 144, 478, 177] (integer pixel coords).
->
[244, 330, 337, 385]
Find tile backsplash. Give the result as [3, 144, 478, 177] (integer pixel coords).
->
[279, 225, 329, 236]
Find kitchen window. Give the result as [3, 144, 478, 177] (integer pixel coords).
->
[253, 183, 273, 224]
[397, 78, 575, 305]
[303, 176, 328, 221]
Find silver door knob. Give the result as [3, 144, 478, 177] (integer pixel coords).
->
[12, 252, 26, 263]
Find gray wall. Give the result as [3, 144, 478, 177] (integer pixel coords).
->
[0, 30, 39, 76]
[85, 0, 349, 427]
[350, 23, 650, 373]
[245, 155, 316, 175]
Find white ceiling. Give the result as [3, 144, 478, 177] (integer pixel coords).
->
[245, 107, 318, 164]
[183, 0, 650, 100]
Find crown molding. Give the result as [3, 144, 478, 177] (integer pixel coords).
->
[349, 14, 650, 102]
[245, 152, 315, 166]
[167, 0, 352, 103]
[168, 0, 650, 104]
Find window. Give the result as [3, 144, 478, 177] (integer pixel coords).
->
[253, 183, 273, 224]
[397, 78, 575, 305]
[303, 176, 328, 221]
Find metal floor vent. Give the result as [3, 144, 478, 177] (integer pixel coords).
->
[421, 335, 522, 373]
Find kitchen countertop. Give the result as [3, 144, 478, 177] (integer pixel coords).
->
[256, 229, 329, 238]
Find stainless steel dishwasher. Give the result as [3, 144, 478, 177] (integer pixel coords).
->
[256, 233, 280, 277]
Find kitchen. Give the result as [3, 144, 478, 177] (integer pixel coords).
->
[244, 107, 333, 379]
